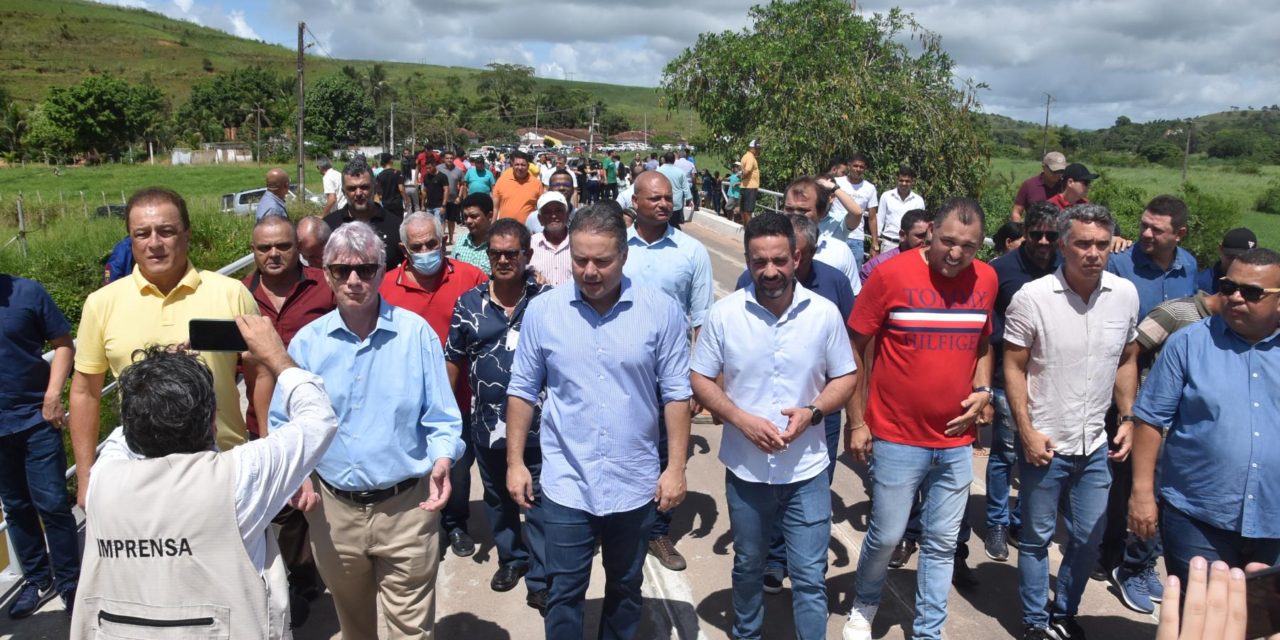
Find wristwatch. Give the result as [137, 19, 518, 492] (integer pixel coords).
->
[973, 386, 994, 397]
[1118, 415, 1137, 423]
[805, 404, 823, 426]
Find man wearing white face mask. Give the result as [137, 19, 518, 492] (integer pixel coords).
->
[380, 211, 489, 558]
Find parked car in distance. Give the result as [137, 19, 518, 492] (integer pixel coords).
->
[220, 185, 324, 216]
[93, 204, 127, 218]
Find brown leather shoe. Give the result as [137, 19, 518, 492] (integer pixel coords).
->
[647, 536, 687, 571]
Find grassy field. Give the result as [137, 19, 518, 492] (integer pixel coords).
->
[0, 0, 696, 137]
[987, 156, 1280, 249]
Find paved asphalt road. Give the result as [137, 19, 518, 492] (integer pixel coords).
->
[0, 210, 1160, 639]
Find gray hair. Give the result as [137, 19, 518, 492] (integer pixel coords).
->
[324, 221, 385, 267]
[342, 157, 373, 180]
[296, 215, 331, 245]
[1058, 203, 1116, 239]
[568, 202, 628, 255]
[399, 210, 440, 245]
[316, 156, 333, 171]
[785, 213, 818, 253]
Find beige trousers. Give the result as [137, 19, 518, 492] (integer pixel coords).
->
[306, 476, 441, 640]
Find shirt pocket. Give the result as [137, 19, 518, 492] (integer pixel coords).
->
[1101, 320, 1130, 358]
[89, 599, 231, 639]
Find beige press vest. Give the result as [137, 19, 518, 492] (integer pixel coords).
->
[72, 450, 291, 639]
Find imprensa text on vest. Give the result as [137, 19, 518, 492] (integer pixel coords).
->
[97, 538, 193, 559]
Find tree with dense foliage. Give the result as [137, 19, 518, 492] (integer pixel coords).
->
[662, 0, 989, 202]
[305, 73, 377, 145]
[175, 66, 291, 145]
[476, 63, 535, 122]
[41, 75, 165, 159]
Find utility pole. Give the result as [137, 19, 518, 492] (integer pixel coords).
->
[588, 105, 596, 156]
[1041, 93, 1054, 156]
[296, 22, 306, 195]
[643, 113, 648, 148]
[1182, 119, 1193, 183]
[535, 105, 539, 136]
[253, 103, 263, 165]
[389, 101, 396, 154]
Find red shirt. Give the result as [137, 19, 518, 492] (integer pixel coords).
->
[1047, 193, 1088, 210]
[848, 249, 998, 448]
[380, 258, 488, 412]
[242, 266, 336, 436]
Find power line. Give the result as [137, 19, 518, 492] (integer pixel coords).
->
[304, 25, 332, 59]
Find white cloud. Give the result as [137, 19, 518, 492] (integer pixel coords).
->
[172, 0, 194, 12]
[227, 9, 260, 40]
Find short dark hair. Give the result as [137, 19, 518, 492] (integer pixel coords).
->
[849, 152, 869, 165]
[489, 217, 531, 251]
[784, 176, 832, 216]
[1145, 194, 1189, 230]
[379, 152, 393, 167]
[1235, 247, 1280, 268]
[549, 169, 575, 187]
[569, 201, 627, 255]
[897, 165, 917, 179]
[933, 197, 986, 229]
[119, 346, 217, 458]
[510, 151, 531, 163]
[126, 187, 190, 231]
[743, 212, 795, 254]
[1024, 200, 1060, 230]
[662, 152, 676, 164]
[900, 209, 931, 233]
[992, 221, 1025, 249]
[460, 193, 494, 215]
[827, 156, 846, 172]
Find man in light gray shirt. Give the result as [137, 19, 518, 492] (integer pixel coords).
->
[1003, 203, 1140, 640]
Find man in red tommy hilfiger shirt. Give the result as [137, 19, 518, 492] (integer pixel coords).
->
[841, 197, 998, 640]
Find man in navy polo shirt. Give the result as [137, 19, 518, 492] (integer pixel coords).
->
[0, 273, 79, 618]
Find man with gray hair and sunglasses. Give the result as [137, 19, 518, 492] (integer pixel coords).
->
[1003, 203, 1140, 640]
[270, 221, 463, 640]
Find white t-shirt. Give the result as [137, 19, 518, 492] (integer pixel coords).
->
[813, 236, 863, 297]
[877, 189, 926, 241]
[827, 177, 878, 242]
[323, 168, 347, 210]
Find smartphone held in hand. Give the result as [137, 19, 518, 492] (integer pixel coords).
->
[189, 318, 248, 352]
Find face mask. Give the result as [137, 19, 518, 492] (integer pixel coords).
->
[299, 255, 309, 267]
[411, 249, 443, 275]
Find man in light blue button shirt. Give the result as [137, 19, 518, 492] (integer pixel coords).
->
[1128, 248, 1280, 587]
[506, 203, 692, 640]
[622, 170, 713, 571]
[269, 221, 463, 640]
[655, 152, 693, 227]
[692, 214, 856, 640]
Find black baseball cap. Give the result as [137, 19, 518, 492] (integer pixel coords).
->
[1063, 163, 1099, 182]
[1221, 227, 1258, 256]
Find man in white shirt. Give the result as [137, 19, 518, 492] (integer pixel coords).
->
[691, 213, 856, 640]
[829, 153, 878, 270]
[876, 165, 926, 252]
[1003, 203, 1140, 640]
[318, 157, 346, 217]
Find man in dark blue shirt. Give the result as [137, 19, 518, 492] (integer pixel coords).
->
[445, 219, 553, 612]
[0, 274, 79, 618]
[735, 213, 854, 593]
[983, 201, 1062, 563]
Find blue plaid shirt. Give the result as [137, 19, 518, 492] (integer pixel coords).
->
[445, 273, 550, 449]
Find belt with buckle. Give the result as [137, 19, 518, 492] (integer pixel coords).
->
[319, 476, 418, 505]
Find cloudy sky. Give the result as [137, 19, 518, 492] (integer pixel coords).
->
[101, 0, 1280, 129]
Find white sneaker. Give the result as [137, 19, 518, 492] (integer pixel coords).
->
[842, 601, 878, 640]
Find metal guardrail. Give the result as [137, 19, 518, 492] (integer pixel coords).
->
[0, 252, 255, 550]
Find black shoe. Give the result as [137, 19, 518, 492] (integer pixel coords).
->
[762, 569, 785, 595]
[1090, 560, 1109, 582]
[1009, 524, 1022, 549]
[526, 589, 549, 615]
[952, 559, 979, 589]
[1050, 614, 1087, 640]
[491, 564, 528, 592]
[7, 580, 53, 619]
[985, 524, 1010, 561]
[1022, 625, 1055, 640]
[888, 539, 917, 569]
[448, 530, 476, 557]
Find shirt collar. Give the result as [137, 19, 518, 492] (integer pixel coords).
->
[326, 297, 397, 340]
[571, 275, 635, 310]
[534, 232, 569, 251]
[627, 224, 676, 248]
[743, 280, 814, 321]
[133, 260, 200, 296]
[1132, 245, 1190, 274]
[1015, 244, 1061, 276]
[459, 234, 487, 250]
[1050, 266, 1114, 295]
[392, 257, 455, 292]
[1210, 314, 1280, 348]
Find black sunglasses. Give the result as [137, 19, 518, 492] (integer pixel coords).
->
[327, 263, 380, 281]
[1028, 231, 1060, 242]
[1219, 278, 1280, 302]
[487, 249, 523, 262]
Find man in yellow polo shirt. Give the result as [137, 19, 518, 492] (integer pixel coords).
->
[738, 140, 761, 225]
[68, 187, 259, 507]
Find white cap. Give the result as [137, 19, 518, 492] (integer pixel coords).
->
[537, 191, 568, 211]
[748, 139, 759, 148]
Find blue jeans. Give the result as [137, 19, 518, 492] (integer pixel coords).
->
[543, 498, 655, 640]
[474, 445, 546, 593]
[984, 388, 1022, 530]
[854, 440, 972, 640]
[727, 470, 831, 640]
[846, 237, 865, 272]
[765, 414, 840, 575]
[1160, 501, 1280, 588]
[1017, 446, 1111, 627]
[0, 423, 80, 593]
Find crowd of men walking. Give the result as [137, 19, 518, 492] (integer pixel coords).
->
[0, 143, 1276, 640]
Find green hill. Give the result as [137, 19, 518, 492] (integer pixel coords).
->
[0, 0, 692, 137]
